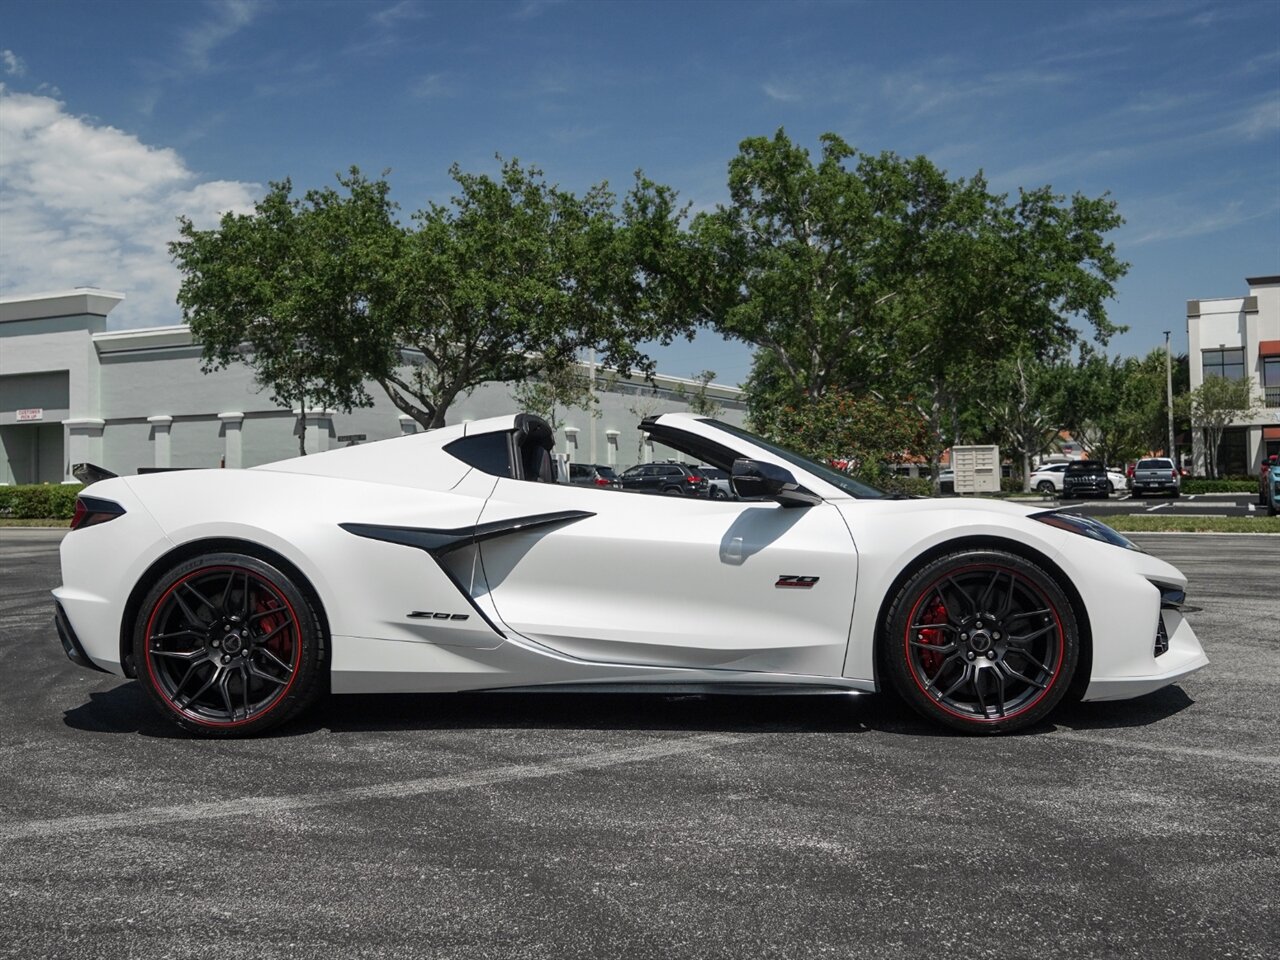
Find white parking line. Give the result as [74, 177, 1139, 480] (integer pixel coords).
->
[1146, 503, 1168, 512]
[1052, 731, 1280, 767]
[0, 733, 747, 841]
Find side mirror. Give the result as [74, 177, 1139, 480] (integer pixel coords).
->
[730, 459, 821, 508]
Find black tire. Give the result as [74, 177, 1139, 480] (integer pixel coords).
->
[1106, 481, 1115, 496]
[1268, 498, 1277, 517]
[883, 549, 1079, 734]
[662, 486, 684, 496]
[711, 486, 728, 500]
[1036, 481, 1055, 495]
[133, 552, 325, 737]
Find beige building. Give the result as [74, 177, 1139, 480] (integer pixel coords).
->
[1186, 275, 1280, 475]
[0, 289, 745, 485]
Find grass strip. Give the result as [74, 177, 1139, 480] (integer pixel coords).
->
[1098, 514, 1280, 534]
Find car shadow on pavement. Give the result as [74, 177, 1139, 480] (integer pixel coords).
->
[62, 678, 1196, 740]
[1052, 685, 1196, 730]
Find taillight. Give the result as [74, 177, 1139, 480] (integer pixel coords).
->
[594, 477, 610, 486]
[70, 496, 126, 531]
[1171, 470, 1178, 479]
[686, 475, 699, 483]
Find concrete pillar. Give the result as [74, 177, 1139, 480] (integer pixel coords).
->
[605, 430, 619, 467]
[219, 412, 244, 468]
[147, 415, 173, 468]
[294, 409, 334, 454]
[563, 426, 579, 463]
[62, 418, 104, 483]
[399, 415, 418, 436]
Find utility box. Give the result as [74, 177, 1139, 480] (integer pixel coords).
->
[952, 445, 1000, 494]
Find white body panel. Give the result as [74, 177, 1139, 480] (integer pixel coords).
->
[54, 412, 1207, 709]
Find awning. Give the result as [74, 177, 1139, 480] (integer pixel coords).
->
[1260, 340, 1280, 358]
[1263, 426, 1280, 440]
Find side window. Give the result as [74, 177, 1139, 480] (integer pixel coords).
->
[444, 433, 513, 478]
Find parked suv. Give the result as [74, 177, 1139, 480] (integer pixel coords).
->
[697, 466, 734, 500]
[1029, 462, 1069, 495]
[616, 461, 709, 496]
[568, 463, 620, 488]
[1062, 460, 1110, 499]
[1131, 457, 1180, 498]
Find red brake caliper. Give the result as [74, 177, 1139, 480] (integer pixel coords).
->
[916, 597, 947, 675]
[254, 597, 291, 662]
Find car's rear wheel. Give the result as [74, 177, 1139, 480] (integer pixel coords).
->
[1036, 481, 1055, 495]
[134, 552, 324, 737]
[884, 550, 1078, 734]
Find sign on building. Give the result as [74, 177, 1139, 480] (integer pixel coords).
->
[952, 445, 1001, 494]
[16, 408, 43, 422]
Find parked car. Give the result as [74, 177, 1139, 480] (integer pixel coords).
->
[1260, 455, 1279, 514]
[1029, 462, 1069, 495]
[1062, 460, 1110, 499]
[698, 466, 734, 499]
[54, 410, 1207, 737]
[1130, 457, 1180, 498]
[568, 463, 620, 488]
[616, 461, 709, 496]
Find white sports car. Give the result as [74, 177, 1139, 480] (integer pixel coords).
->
[54, 413, 1208, 737]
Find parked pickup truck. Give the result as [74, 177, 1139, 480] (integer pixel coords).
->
[1131, 457, 1180, 498]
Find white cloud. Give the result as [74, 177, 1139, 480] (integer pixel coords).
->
[2, 49, 25, 76]
[180, 0, 261, 72]
[762, 83, 802, 103]
[409, 72, 453, 99]
[0, 89, 260, 329]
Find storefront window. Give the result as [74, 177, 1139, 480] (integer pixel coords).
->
[1263, 357, 1280, 408]
[1217, 427, 1248, 477]
[1202, 348, 1245, 381]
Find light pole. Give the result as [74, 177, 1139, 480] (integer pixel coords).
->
[1164, 331, 1175, 465]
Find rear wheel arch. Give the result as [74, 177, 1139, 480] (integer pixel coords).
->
[871, 535, 1092, 703]
[119, 537, 330, 678]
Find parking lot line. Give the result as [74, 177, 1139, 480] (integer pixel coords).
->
[1051, 731, 1280, 767]
[1146, 503, 1168, 512]
[0, 732, 748, 841]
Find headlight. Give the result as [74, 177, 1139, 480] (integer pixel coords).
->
[1031, 510, 1143, 551]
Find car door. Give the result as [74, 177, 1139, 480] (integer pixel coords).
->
[474, 479, 859, 678]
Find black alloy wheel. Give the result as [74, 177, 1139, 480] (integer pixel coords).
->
[884, 550, 1078, 734]
[134, 552, 324, 736]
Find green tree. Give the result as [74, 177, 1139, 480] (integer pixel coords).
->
[674, 370, 723, 417]
[373, 160, 690, 429]
[973, 352, 1068, 490]
[172, 162, 695, 436]
[753, 390, 936, 493]
[510, 358, 599, 432]
[1183, 375, 1262, 477]
[170, 170, 396, 453]
[691, 130, 1128, 489]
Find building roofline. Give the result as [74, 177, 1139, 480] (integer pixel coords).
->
[0, 288, 126, 323]
[1246, 275, 1280, 286]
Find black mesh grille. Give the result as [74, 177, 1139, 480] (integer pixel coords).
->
[1154, 615, 1170, 657]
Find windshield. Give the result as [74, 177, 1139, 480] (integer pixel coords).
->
[699, 419, 886, 499]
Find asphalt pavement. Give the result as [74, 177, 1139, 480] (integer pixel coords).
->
[1, 528, 1276, 959]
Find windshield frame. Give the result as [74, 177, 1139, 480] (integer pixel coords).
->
[697, 418, 887, 499]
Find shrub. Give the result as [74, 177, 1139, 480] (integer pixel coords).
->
[1182, 479, 1257, 494]
[0, 483, 83, 519]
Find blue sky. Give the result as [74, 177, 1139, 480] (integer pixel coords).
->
[2, 0, 1277, 386]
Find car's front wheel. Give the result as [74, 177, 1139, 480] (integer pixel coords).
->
[883, 550, 1079, 734]
[1036, 481, 1055, 495]
[133, 552, 325, 737]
